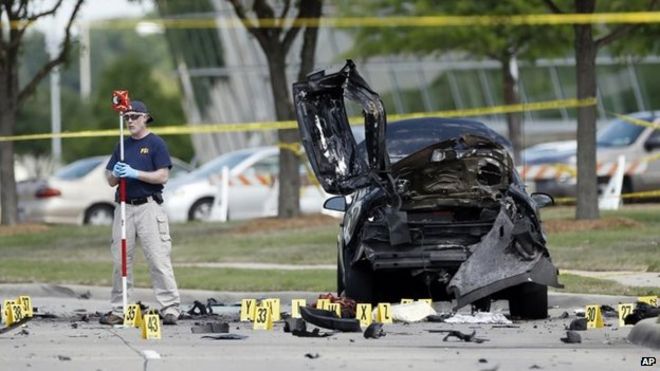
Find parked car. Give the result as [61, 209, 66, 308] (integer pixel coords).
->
[162, 146, 327, 222]
[521, 111, 660, 196]
[18, 156, 192, 225]
[293, 60, 560, 318]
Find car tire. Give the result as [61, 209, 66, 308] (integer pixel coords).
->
[188, 198, 214, 221]
[344, 260, 375, 304]
[84, 204, 115, 226]
[508, 282, 548, 319]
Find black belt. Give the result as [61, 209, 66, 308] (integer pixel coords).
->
[126, 196, 151, 205]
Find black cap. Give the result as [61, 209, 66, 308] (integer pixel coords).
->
[127, 100, 154, 123]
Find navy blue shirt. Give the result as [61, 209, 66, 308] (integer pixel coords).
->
[106, 133, 172, 199]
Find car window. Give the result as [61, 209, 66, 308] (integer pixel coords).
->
[597, 118, 647, 147]
[54, 157, 104, 180]
[188, 151, 254, 180]
[170, 162, 191, 180]
[245, 155, 279, 176]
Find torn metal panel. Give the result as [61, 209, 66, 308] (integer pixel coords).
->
[299, 306, 361, 332]
[293, 60, 389, 195]
[447, 197, 560, 310]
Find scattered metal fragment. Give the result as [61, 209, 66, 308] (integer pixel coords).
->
[560, 331, 581, 344]
[305, 353, 320, 359]
[57, 355, 71, 361]
[201, 334, 247, 340]
[567, 318, 587, 331]
[188, 301, 209, 316]
[600, 305, 618, 318]
[190, 322, 229, 334]
[624, 302, 660, 325]
[18, 329, 29, 336]
[299, 307, 361, 332]
[363, 323, 386, 339]
[529, 365, 542, 369]
[70, 323, 78, 329]
[428, 329, 488, 343]
[78, 291, 92, 299]
[426, 314, 453, 322]
[283, 318, 307, 333]
[478, 358, 488, 363]
[559, 312, 569, 319]
[292, 328, 334, 338]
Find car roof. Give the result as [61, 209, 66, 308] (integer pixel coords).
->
[386, 117, 513, 150]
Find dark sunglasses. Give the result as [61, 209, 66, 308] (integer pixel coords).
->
[123, 113, 145, 121]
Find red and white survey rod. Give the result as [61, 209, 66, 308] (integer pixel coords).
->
[111, 90, 130, 314]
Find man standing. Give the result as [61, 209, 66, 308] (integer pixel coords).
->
[101, 100, 181, 325]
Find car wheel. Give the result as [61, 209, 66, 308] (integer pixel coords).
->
[508, 282, 548, 319]
[84, 204, 115, 226]
[188, 198, 214, 221]
[344, 258, 375, 303]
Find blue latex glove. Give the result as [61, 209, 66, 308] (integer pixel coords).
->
[112, 162, 122, 178]
[116, 162, 139, 179]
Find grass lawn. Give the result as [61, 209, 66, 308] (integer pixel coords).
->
[0, 204, 658, 294]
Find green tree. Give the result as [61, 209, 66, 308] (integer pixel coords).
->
[1, 0, 84, 225]
[227, 0, 323, 218]
[69, 56, 194, 162]
[340, 0, 571, 163]
[543, 0, 660, 220]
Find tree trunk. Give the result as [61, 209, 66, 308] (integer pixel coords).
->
[502, 55, 523, 164]
[0, 66, 18, 225]
[574, 0, 600, 220]
[265, 48, 301, 218]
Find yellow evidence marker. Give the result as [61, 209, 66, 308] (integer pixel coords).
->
[316, 298, 330, 310]
[18, 296, 33, 318]
[585, 305, 604, 329]
[240, 299, 257, 321]
[253, 304, 273, 330]
[124, 304, 143, 328]
[291, 299, 306, 318]
[264, 298, 281, 321]
[418, 298, 433, 306]
[327, 303, 342, 317]
[400, 298, 414, 304]
[377, 303, 393, 324]
[3, 302, 24, 326]
[617, 303, 634, 327]
[141, 312, 161, 340]
[638, 296, 658, 307]
[356, 303, 372, 327]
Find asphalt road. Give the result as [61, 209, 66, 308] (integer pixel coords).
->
[0, 284, 656, 371]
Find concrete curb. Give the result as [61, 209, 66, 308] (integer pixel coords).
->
[628, 317, 660, 350]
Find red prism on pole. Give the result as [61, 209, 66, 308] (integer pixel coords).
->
[112, 90, 131, 320]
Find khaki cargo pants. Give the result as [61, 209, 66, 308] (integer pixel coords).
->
[110, 198, 180, 316]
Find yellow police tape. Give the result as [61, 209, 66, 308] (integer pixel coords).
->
[610, 112, 660, 130]
[9, 11, 658, 30]
[554, 189, 660, 204]
[0, 97, 596, 142]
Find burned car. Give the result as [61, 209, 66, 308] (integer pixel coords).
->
[293, 61, 561, 319]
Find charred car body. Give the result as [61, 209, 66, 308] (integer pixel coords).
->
[293, 61, 561, 319]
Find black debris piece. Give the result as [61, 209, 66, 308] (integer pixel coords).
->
[201, 334, 248, 340]
[568, 318, 587, 331]
[624, 301, 660, 325]
[191, 322, 229, 334]
[70, 323, 78, 329]
[283, 318, 307, 333]
[600, 305, 618, 318]
[479, 358, 488, 363]
[305, 353, 320, 359]
[18, 329, 29, 336]
[299, 307, 361, 332]
[78, 291, 92, 300]
[491, 325, 520, 329]
[292, 328, 334, 338]
[426, 314, 453, 322]
[0, 317, 33, 334]
[57, 355, 71, 361]
[188, 300, 208, 316]
[363, 323, 386, 339]
[559, 312, 569, 319]
[560, 331, 581, 344]
[429, 330, 488, 343]
[529, 365, 542, 369]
